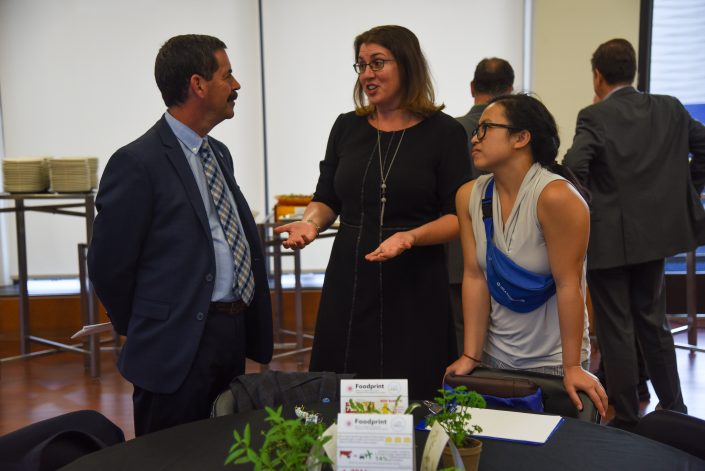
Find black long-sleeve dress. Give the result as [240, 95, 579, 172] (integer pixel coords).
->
[309, 110, 471, 400]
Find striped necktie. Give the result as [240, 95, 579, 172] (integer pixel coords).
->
[198, 140, 255, 305]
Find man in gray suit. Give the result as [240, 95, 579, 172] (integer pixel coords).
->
[564, 38, 705, 431]
[448, 58, 514, 355]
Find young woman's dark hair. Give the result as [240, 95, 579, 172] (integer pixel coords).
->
[487, 93, 590, 201]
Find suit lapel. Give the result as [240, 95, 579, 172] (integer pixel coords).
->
[158, 118, 211, 239]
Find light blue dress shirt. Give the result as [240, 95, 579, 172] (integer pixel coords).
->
[164, 111, 241, 302]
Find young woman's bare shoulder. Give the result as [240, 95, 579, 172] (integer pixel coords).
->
[456, 180, 476, 203]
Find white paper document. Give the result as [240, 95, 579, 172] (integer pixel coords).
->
[463, 407, 564, 445]
[71, 322, 113, 339]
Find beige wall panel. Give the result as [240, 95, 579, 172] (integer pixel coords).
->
[532, 0, 640, 159]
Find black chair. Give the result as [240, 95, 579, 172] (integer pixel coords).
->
[0, 410, 125, 471]
[211, 370, 353, 417]
[634, 410, 705, 461]
[448, 367, 600, 423]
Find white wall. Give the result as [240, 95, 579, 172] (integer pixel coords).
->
[262, 0, 525, 270]
[0, 0, 526, 277]
[0, 0, 264, 277]
[531, 0, 640, 159]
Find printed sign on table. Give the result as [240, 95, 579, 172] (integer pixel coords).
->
[336, 413, 414, 470]
[340, 379, 408, 414]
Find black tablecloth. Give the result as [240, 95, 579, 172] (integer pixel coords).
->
[61, 403, 705, 470]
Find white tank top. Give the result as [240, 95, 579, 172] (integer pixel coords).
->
[468, 163, 590, 368]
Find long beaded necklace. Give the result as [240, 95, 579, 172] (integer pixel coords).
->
[377, 128, 406, 226]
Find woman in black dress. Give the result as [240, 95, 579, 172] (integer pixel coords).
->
[275, 25, 471, 399]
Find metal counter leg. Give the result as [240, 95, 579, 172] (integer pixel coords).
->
[78, 243, 100, 377]
[14, 200, 30, 355]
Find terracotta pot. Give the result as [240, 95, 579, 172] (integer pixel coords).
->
[441, 438, 482, 471]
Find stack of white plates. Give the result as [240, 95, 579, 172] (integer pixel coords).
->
[50, 157, 92, 193]
[2, 157, 50, 193]
[60, 156, 99, 189]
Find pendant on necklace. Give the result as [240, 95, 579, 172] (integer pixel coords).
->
[380, 186, 387, 225]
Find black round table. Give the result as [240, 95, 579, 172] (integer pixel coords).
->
[61, 403, 705, 470]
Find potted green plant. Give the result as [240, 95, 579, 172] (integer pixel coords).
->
[426, 386, 487, 471]
[225, 405, 332, 470]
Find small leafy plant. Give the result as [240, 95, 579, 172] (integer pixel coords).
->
[426, 386, 487, 448]
[225, 405, 332, 470]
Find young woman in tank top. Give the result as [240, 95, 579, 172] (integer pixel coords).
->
[445, 94, 608, 418]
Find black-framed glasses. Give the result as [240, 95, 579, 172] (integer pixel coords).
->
[472, 122, 523, 141]
[353, 59, 395, 74]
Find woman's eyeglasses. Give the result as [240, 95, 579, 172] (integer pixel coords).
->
[353, 59, 395, 74]
[472, 122, 523, 141]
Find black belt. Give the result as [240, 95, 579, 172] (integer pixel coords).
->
[209, 300, 248, 316]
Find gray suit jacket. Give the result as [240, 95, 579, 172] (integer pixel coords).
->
[447, 104, 488, 283]
[564, 87, 705, 270]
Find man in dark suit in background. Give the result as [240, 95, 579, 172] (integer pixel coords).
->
[447, 58, 514, 355]
[564, 38, 705, 431]
[88, 34, 273, 436]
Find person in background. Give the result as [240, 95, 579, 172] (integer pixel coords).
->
[446, 93, 608, 418]
[448, 57, 515, 355]
[582, 95, 651, 405]
[563, 38, 705, 431]
[456, 58, 515, 179]
[275, 25, 471, 400]
[88, 34, 273, 435]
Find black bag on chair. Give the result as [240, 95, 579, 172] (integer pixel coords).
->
[445, 372, 544, 412]
[445, 372, 539, 398]
[447, 367, 600, 423]
[213, 371, 354, 417]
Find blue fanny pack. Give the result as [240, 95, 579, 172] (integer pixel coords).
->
[483, 178, 556, 313]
